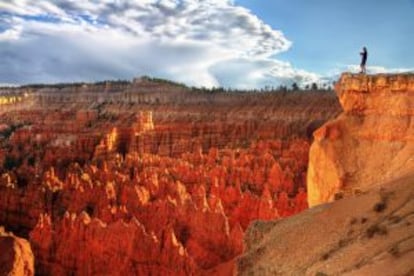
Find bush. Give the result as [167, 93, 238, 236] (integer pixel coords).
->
[3, 155, 22, 170]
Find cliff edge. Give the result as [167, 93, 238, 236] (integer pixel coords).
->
[237, 73, 414, 275]
[308, 73, 414, 207]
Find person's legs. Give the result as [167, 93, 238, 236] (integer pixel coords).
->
[360, 63, 366, 74]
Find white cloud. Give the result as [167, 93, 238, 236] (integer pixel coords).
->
[0, 0, 319, 88]
[210, 58, 321, 89]
[344, 65, 414, 74]
[0, 25, 22, 41]
[326, 65, 414, 84]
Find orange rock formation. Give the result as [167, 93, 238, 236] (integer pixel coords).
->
[0, 79, 340, 274]
[0, 226, 34, 276]
[238, 73, 414, 275]
[308, 73, 414, 207]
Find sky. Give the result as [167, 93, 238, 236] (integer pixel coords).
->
[0, 0, 413, 89]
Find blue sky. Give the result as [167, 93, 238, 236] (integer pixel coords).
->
[0, 0, 413, 88]
[236, 0, 414, 75]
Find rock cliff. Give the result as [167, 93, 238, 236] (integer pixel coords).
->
[308, 73, 414, 207]
[238, 73, 414, 275]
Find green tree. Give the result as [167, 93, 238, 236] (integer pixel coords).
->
[3, 155, 21, 170]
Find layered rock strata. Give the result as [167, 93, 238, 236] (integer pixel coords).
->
[308, 73, 414, 207]
[0, 79, 340, 274]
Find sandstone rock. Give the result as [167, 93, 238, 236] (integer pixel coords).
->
[308, 73, 414, 207]
[0, 80, 341, 274]
[237, 174, 414, 275]
[0, 227, 34, 276]
[29, 213, 197, 275]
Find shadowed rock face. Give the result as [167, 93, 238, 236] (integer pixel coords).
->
[308, 73, 414, 207]
[0, 227, 34, 276]
[0, 80, 340, 274]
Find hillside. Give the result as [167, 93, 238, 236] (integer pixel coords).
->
[238, 173, 414, 275]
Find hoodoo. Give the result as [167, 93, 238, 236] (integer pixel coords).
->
[0, 79, 340, 274]
[0, 227, 34, 276]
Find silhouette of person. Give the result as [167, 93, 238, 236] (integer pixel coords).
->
[360, 47, 368, 74]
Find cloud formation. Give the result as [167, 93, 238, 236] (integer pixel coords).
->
[0, 0, 322, 88]
[326, 65, 414, 82]
[344, 65, 414, 75]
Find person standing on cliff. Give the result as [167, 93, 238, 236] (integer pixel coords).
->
[360, 47, 368, 74]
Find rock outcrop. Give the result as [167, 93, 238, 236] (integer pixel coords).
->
[237, 73, 414, 275]
[308, 73, 414, 207]
[0, 227, 34, 276]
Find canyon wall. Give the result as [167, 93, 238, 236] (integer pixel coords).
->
[308, 73, 414, 207]
[0, 79, 340, 274]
